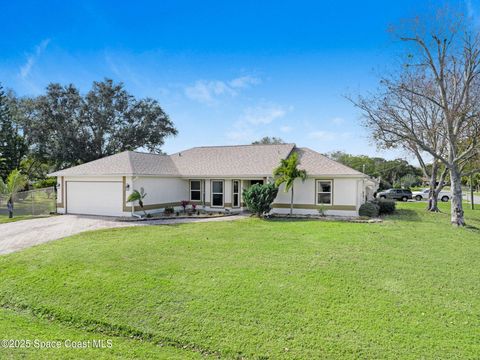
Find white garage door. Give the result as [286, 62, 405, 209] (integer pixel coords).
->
[66, 181, 123, 216]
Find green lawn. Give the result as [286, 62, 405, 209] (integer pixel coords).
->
[0, 202, 479, 359]
[0, 214, 52, 224]
[0, 215, 50, 224]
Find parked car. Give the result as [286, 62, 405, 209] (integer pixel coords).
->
[376, 189, 412, 201]
[411, 188, 451, 202]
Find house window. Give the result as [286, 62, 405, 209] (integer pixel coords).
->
[211, 180, 224, 207]
[232, 180, 240, 207]
[190, 180, 201, 201]
[317, 180, 332, 205]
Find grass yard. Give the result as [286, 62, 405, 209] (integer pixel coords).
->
[0, 202, 479, 359]
[0, 215, 51, 224]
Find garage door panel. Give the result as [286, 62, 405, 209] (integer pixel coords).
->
[67, 181, 123, 216]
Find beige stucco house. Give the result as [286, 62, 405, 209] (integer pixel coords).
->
[49, 144, 370, 217]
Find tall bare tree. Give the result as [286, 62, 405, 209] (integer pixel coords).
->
[355, 10, 480, 226]
[352, 75, 448, 212]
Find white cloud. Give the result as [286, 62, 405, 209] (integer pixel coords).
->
[184, 80, 233, 104]
[308, 131, 351, 141]
[226, 103, 290, 142]
[229, 75, 261, 89]
[240, 104, 288, 125]
[19, 39, 50, 79]
[280, 125, 293, 133]
[184, 75, 261, 105]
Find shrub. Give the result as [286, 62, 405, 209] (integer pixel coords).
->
[164, 207, 174, 215]
[373, 199, 396, 215]
[33, 177, 57, 189]
[317, 205, 328, 217]
[191, 203, 197, 211]
[242, 183, 279, 217]
[359, 202, 379, 218]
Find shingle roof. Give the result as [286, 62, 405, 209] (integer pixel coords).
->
[49, 144, 364, 178]
[48, 151, 179, 177]
[169, 144, 295, 177]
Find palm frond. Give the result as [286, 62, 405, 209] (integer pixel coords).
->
[273, 151, 307, 192]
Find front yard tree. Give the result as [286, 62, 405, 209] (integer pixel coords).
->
[352, 76, 448, 212]
[0, 169, 27, 218]
[355, 11, 480, 225]
[274, 151, 307, 216]
[22, 79, 178, 169]
[0, 84, 28, 180]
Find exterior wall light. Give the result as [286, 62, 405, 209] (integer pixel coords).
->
[126, 184, 130, 191]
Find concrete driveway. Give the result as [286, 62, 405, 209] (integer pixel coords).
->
[0, 215, 137, 255]
[0, 214, 245, 255]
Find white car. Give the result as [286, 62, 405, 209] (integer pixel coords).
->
[412, 188, 451, 202]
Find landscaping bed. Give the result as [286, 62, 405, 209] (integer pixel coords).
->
[116, 210, 238, 222]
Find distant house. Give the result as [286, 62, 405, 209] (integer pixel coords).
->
[49, 144, 370, 217]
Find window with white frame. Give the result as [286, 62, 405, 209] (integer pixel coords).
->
[316, 180, 332, 205]
[211, 180, 224, 207]
[232, 180, 240, 207]
[190, 180, 201, 201]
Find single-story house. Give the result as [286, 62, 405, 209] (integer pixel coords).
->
[49, 143, 370, 217]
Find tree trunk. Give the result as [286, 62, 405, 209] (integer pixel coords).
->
[428, 193, 439, 212]
[450, 165, 465, 226]
[290, 186, 294, 216]
[470, 174, 475, 210]
[427, 164, 439, 212]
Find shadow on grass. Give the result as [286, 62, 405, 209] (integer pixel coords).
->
[388, 208, 423, 222]
[265, 217, 313, 222]
[465, 224, 480, 233]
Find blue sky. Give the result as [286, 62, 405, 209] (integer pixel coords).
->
[0, 0, 474, 159]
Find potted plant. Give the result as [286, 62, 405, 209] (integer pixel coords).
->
[127, 188, 148, 217]
[180, 200, 189, 213]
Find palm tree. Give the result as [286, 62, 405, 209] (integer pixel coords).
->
[127, 188, 148, 217]
[0, 169, 28, 218]
[273, 152, 307, 216]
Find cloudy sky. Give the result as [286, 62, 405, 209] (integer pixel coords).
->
[0, 0, 475, 159]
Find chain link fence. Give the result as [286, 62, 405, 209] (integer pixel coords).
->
[0, 187, 56, 217]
